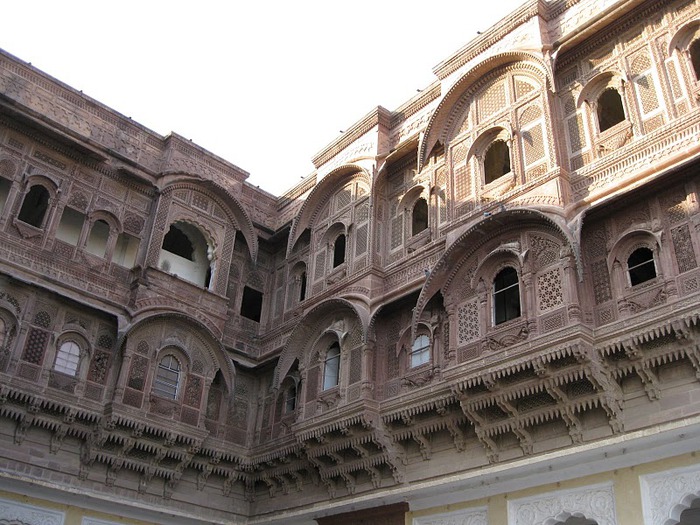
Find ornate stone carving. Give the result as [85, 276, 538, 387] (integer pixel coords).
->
[508, 483, 617, 525]
[0, 496, 65, 525]
[640, 463, 700, 525]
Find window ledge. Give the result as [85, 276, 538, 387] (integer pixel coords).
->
[596, 120, 633, 154]
[482, 171, 516, 201]
[327, 264, 347, 284]
[12, 218, 44, 239]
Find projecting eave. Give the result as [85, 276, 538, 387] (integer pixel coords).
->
[432, 0, 539, 81]
[311, 106, 392, 169]
[551, 0, 649, 64]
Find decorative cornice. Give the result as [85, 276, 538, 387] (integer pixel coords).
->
[311, 106, 392, 169]
[432, 0, 540, 80]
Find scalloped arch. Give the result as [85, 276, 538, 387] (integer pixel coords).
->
[287, 164, 370, 257]
[273, 297, 367, 390]
[411, 208, 576, 335]
[419, 52, 552, 171]
[161, 178, 258, 262]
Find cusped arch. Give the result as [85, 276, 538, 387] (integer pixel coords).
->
[273, 298, 368, 390]
[161, 178, 259, 262]
[412, 207, 576, 333]
[287, 164, 371, 257]
[420, 52, 552, 170]
[121, 311, 235, 390]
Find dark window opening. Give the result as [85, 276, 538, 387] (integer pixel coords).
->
[241, 286, 263, 322]
[18, 185, 49, 228]
[0, 177, 11, 215]
[628, 247, 656, 286]
[412, 198, 429, 236]
[333, 233, 346, 268]
[597, 88, 625, 132]
[204, 266, 212, 288]
[484, 140, 511, 184]
[299, 271, 307, 302]
[494, 267, 521, 325]
[162, 224, 194, 260]
[691, 40, 700, 80]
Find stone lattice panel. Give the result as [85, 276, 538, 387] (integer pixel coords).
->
[591, 260, 612, 304]
[522, 124, 545, 167]
[666, 58, 684, 100]
[349, 347, 362, 384]
[672, 224, 697, 273]
[22, 328, 49, 365]
[537, 268, 564, 311]
[457, 299, 480, 346]
[355, 224, 368, 256]
[184, 374, 203, 407]
[479, 79, 507, 121]
[567, 114, 587, 153]
[127, 355, 148, 391]
[635, 71, 660, 114]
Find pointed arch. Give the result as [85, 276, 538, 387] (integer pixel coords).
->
[122, 312, 235, 391]
[273, 298, 367, 390]
[161, 178, 258, 263]
[412, 208, 576, 334]
[419, 52, 552, 170]
[287, 164, 371, 257]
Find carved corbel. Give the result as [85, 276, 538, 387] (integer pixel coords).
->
[324, 477, 337, 499]
[366, 466, 382, 489]
[50, 426, 67, 453]
[445, 419, 466, 452]
[413, 433, 432, 460]
[289, 471, 304, 492]
[274, 474, 291, 495]
[340, 472, 356, 494]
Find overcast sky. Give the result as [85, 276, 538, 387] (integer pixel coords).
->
[2, 1, 524, 195]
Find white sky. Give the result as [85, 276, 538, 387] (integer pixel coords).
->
[1, 1, 524, 196]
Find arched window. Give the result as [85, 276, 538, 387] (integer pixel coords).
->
[494, 267, 521, 325]
[690, 39, 700, 80]
[162, 224, 194, 260]
[627, 247, 656, 285]
[322, 342, 340, 390]
[299, 271, 307, 302]
[412, 198, 429, 236]
[333, 234, 346, 268]
[86, 219, 110, 257]
[410, 334, 430, 368]
[597, 88, 625, 132]
[18, 185, 50, 228]
[0, 318, 6, 349]
[484, 140, 511, 184]
[54, 341, 81, 376]
[153, 355, 181, 399]
[159, 221, 213, 288]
